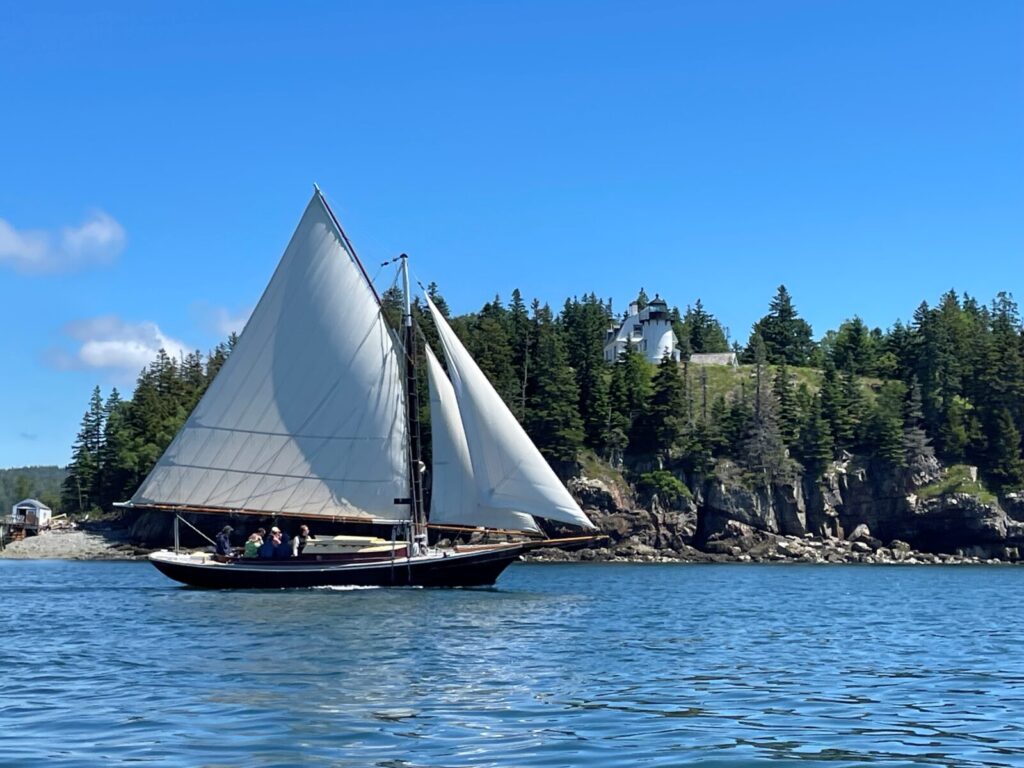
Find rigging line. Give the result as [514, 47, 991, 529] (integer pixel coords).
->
[175, 513, 217, 547]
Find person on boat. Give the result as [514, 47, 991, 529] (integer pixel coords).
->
[243, 533, 261, 558]
[258, 528, 280, 559]
[273, 529, 292, 559]
[291, 525, 315, 556]
[215, 526, 234, 557]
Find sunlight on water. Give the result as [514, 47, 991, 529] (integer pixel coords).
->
[2, 560, 1023, 767]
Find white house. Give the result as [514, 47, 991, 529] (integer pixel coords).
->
[604, 294, 681, 364]
[8, 499, 52, 531]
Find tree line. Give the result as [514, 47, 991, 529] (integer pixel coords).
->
[62, 284, 1024, 516]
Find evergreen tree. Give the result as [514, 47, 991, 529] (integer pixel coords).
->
[631, 354, 685, 457]
[62, 386, 105, 514]
[902, 377, 935, 471]
[864, 381, 905, 467]
[525, 307, 584, 463]
[746, 285, 815, 365]
[773, 361, 800, 450]
[987, 408, 1024, 492]
[681, 300, 730, 354]
[97, 389, 135, 510]
[470, 296, 519, 409]
[508, 288, 531, 420]
[562, 294, 611, 449]
[742, 332, 787, 477]
[796, 395, 834, 477]
[635, 287, 649, 311]
[831, 317, 878, 376]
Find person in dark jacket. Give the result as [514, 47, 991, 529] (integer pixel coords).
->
[215, 526, 233, 556]
[292, 525, 315, 556]
[258, 528, 280, 559]
[273, 530, 292, 559]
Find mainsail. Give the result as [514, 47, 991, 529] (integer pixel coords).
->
[132, 191, 410, 523]
[425, 348, 539, 532]
[425, 296, 596, 530]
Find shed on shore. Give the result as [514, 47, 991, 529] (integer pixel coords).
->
[8, 498, 53, 531]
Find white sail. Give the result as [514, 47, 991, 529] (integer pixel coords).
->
[424, 296, 596, 530]
[425, 348, 539, 532]
[132, 191, 411, 523]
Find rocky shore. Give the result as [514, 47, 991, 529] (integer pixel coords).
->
[0, 523, 150, 560]
[8, 452, 1022, 567]
[523, 455, 1024, 566]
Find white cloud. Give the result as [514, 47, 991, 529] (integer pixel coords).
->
[49, 315, 193, 379]
[0, 210, 126, 273]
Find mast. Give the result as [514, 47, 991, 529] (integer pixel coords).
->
[400, 254, 427, 550]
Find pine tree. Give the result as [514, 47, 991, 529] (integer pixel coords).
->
[470, 296, 519, 409]
[508, 288, 531, 420]
[525, 309, 584, 463]
[773, 361, 800, 450]
[682, 299, 729, 353]
[632, 354, 685, 457]
[97, 389, 136, 509]
[796, 395, 834, 477]
[62, 386, 105, 514]
[864, 381, 905, 467]
[747, 285, 815, 365]
[561, 294, 611, 449]
[902, 377, 935, 471]
[987, 408, 1024, 492]
[742, 333, 787, 477]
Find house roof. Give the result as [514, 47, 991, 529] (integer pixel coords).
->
[14, 498, 52, 511]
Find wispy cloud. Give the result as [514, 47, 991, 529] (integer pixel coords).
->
[191, 301, 252, 338]
[0, 211, 126, 273]
[48, 315, 193, 381]
[18, 432, 38, 441]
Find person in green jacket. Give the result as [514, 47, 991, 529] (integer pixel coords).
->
[243, 532, 262, 558]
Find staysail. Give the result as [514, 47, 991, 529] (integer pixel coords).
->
[425, 347, 539, 532]
[424, 296, 596, 530]
[131, 191, 410, 523]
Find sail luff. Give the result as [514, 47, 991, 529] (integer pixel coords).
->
[424, 296, 596, 530]
[130, 192, 411, 523]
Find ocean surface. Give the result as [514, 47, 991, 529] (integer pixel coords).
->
[2, 561, 1023, 767]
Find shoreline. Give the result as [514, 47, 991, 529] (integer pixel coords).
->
[0, 524, 151, 561]
[1, 527, 1015, 566]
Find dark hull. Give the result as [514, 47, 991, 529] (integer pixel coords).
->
[149, 545, 524, 589]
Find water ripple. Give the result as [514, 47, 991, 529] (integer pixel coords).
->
[2, 560, 1023, 766]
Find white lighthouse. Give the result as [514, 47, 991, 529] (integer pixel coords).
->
[603, 293, 681, 363]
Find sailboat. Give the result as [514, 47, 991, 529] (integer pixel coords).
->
[123, 188, 597, 588]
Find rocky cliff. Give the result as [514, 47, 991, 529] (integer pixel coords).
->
[558, 456, 1024, 564]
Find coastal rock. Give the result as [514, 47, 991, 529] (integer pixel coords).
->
[847, 523, 882, 550]
[908, 493, 1009, 552]
[1002, 493, 1024, 523]
[701, 463, 778, 538]
[569, 476, 632, 513]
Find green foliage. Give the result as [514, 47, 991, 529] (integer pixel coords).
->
[525, 306, 584, 463]
[636, 470, 691, 508]
[63, 280, 1024, 514]
[0, 466, 66, 515]
[630, 354, 686, 457]
[678, 299, 729, 354]
[917, 465, 997, 505]
[745, 285, 815, 366]
[62, 343, 237, 515]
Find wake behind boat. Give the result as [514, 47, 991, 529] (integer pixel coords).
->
[121, 188, 597, 588]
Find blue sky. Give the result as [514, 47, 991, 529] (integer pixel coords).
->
[1, 0, 1021, 467]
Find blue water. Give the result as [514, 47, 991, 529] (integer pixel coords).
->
[2, 561, 1023, 767]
